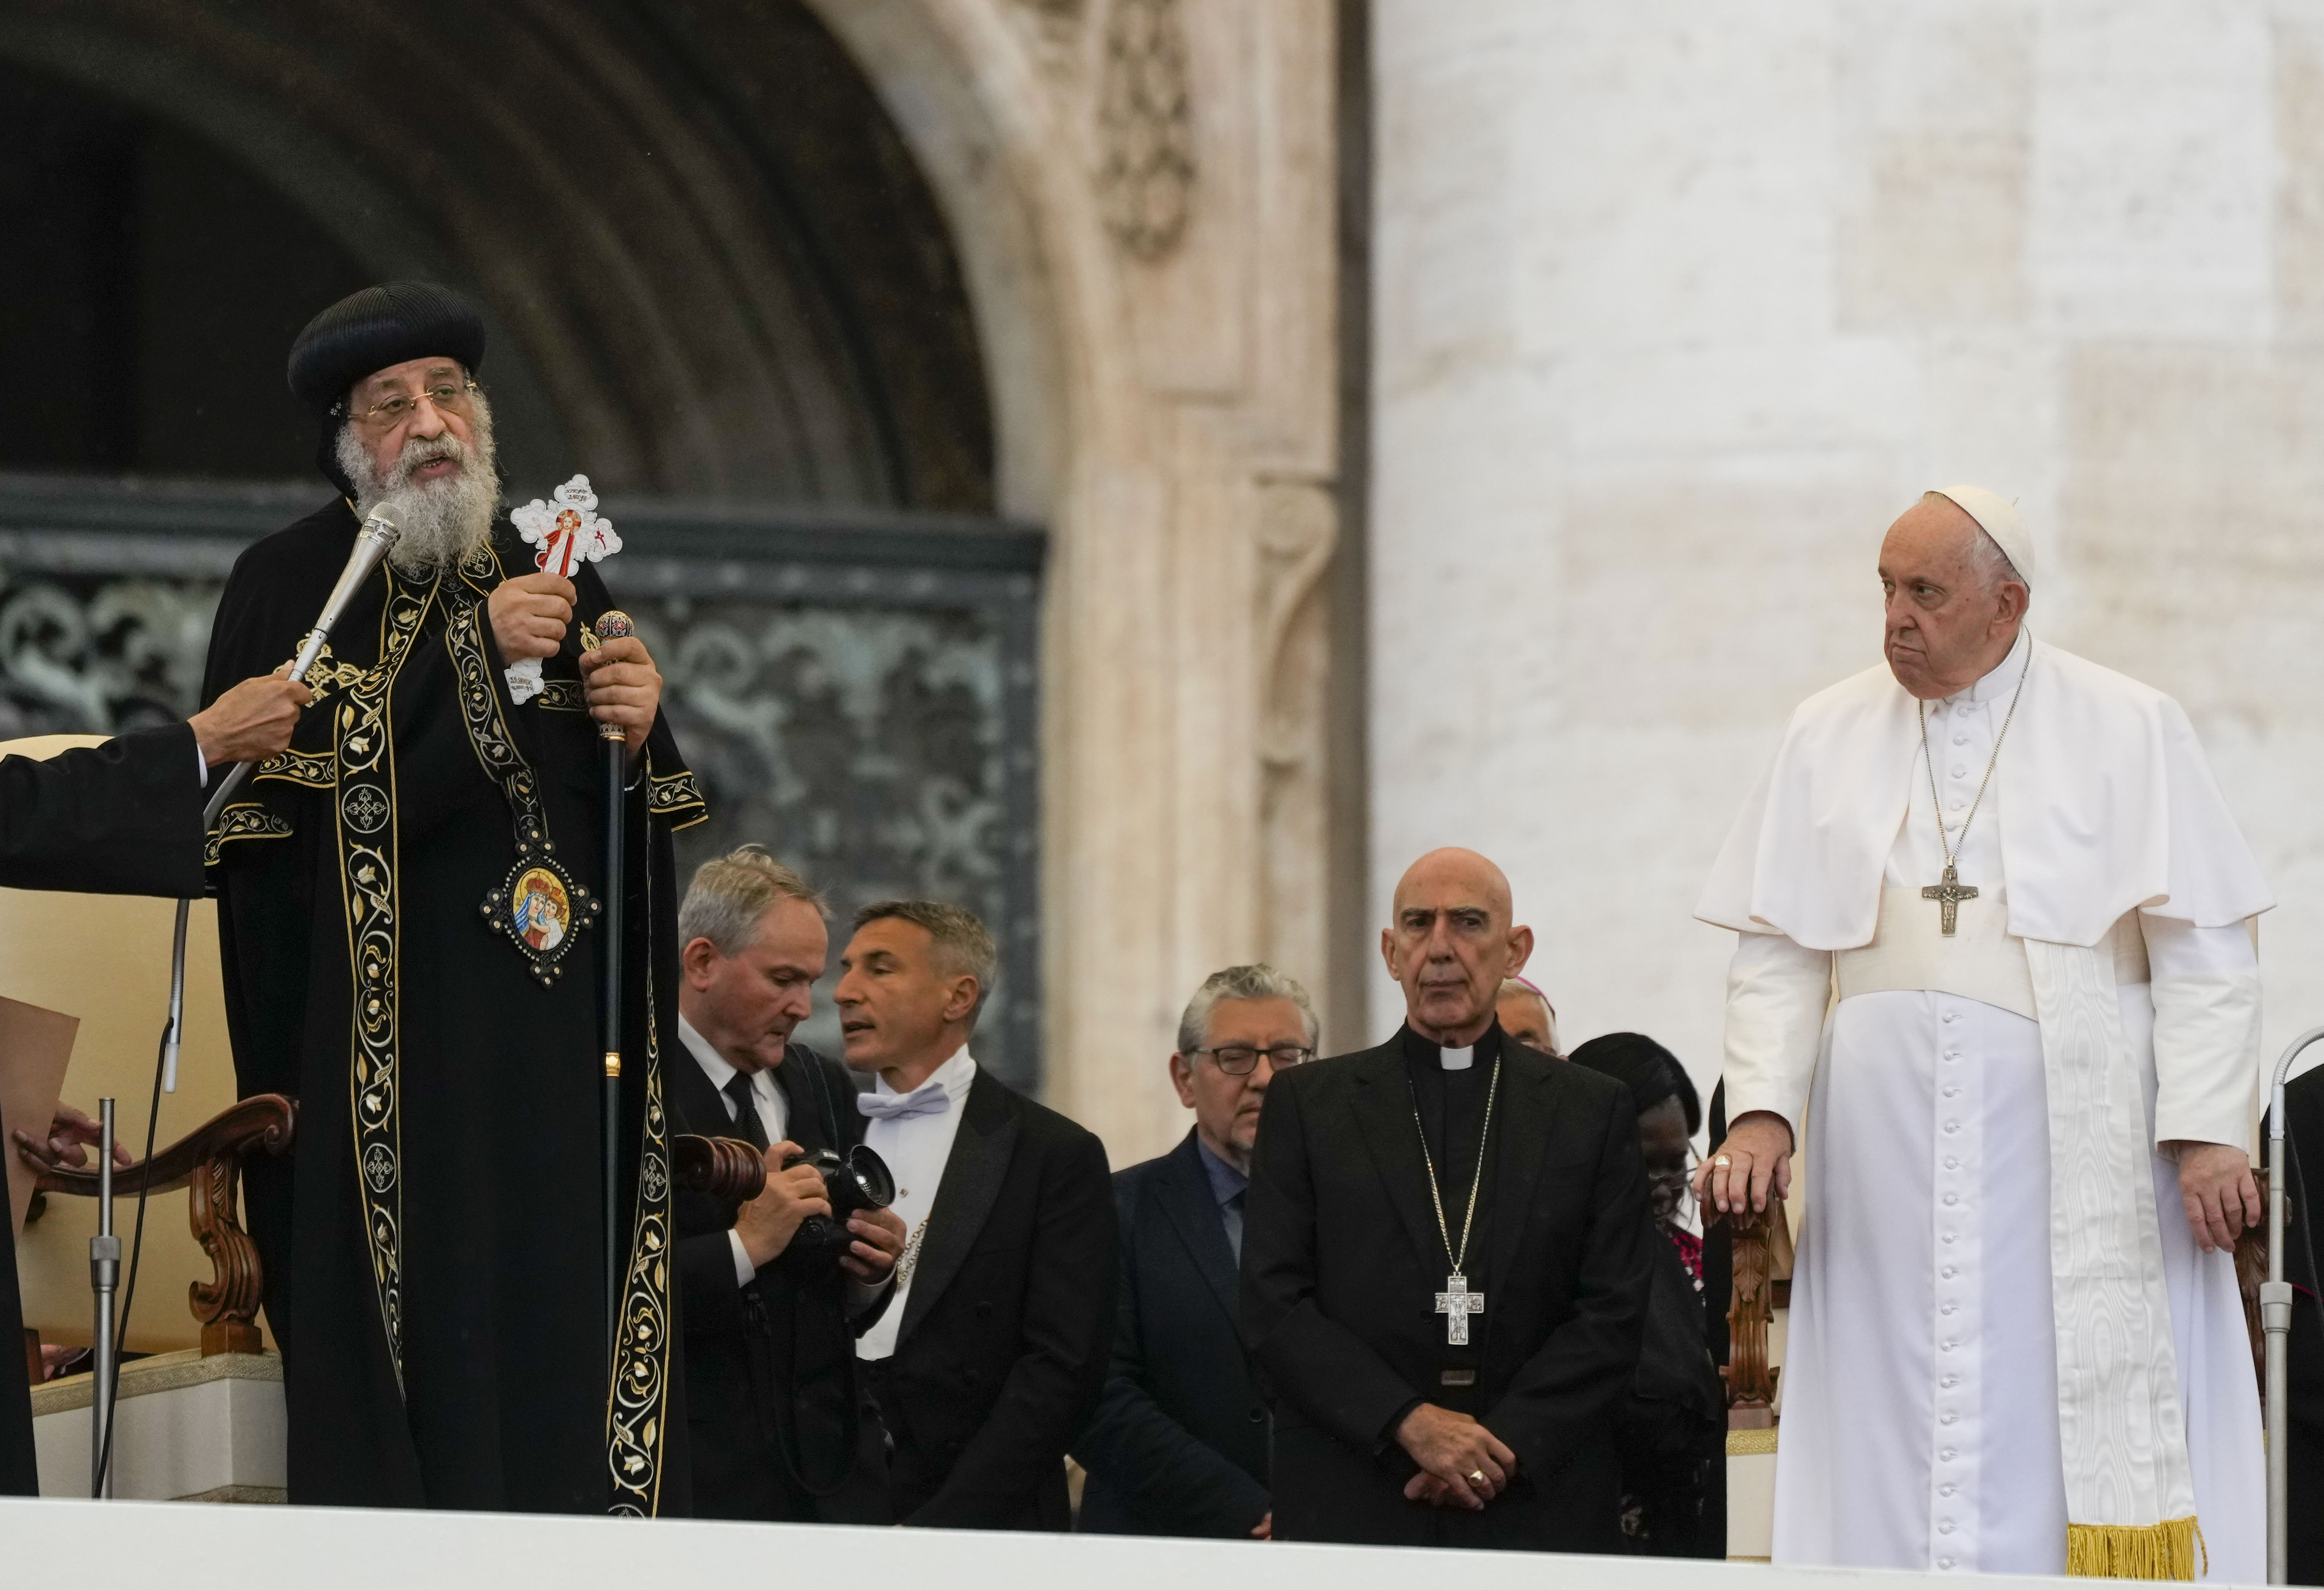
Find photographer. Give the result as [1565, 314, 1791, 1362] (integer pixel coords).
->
[669, 848, 908, 1522]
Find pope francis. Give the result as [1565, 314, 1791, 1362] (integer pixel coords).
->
[1695, 487, 2268, 1580]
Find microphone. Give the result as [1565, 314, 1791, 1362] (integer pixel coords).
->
[201, 502, 403, 829]
[170, 503, 405, 1094]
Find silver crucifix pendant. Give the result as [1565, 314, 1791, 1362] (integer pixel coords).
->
[1434, 1271, 1485, 1345]
[1921, 863, 1978, 936]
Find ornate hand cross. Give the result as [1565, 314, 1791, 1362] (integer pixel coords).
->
[1434, 1271, 1485, 1346]
[1921, 864, 1978, 936]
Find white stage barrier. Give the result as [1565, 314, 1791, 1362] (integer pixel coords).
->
[0, 1495, 2125, 1590]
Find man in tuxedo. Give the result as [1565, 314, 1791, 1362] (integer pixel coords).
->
[665, 848, 906, 1521]
[1076, 964, 1317, 1538]
[2, 675, 318, 1493]
[840, 900, 1116, 1529]
[1243, 847, 1656, 1550]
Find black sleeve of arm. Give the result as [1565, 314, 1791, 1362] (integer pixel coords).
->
[1071, 1180, 1270, 1536]
[0, 723, 205, 897]
[907, 1126, 1119, 1529]
[1240, 1075, 1424, 1457]
[1480, 1090, 1656, 1480]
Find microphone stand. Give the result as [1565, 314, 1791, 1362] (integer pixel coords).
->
[88, 1099, 117, 1499]
[2263, 1027, 2324, 1584]
[595, 611, 634, 1357]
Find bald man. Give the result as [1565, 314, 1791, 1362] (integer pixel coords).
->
[1241, 848, 1655, 1551]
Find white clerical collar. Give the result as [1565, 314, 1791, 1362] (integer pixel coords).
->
[1943, 626, 2031, 709]
[1439, 1044, 1475, 1072]
[871, 1043, 978, 1106]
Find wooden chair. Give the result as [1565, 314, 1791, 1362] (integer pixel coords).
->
[28, 1095, 294, 1357]
[1719, 1191, 1793, 1429]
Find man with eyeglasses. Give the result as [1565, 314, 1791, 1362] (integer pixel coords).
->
[1075, 964, 1317, 1538]
[195, 282, 705, 1514]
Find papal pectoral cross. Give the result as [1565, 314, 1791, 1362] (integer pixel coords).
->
[1921, 864, 1978, 936]
[1434, 1271, 1485, 1345]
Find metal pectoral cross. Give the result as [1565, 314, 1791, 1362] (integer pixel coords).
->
[1434, 1270, 1485, 1345]
[1921, 864, 1978, 936]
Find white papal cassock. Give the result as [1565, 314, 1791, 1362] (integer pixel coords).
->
[1700, 626, 2270, 1579]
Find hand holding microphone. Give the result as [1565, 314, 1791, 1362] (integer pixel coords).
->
[189, 670, 314, 767]
[202, 500, 404, 824]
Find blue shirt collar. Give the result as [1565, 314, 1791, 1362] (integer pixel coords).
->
[1193, 1132, 1248, 1207]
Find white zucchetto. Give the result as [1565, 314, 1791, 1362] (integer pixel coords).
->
[1931, 482, 2035, 587]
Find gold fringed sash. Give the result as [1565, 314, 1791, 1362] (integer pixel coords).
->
[2067, 1516, 2205, 1581]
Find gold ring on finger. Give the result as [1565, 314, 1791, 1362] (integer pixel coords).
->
[1468, 1470, 1486, 1485]
[1714, 1155, 1731, 1167]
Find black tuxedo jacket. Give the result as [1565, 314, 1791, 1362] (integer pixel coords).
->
[1241, 1023, 1655, 1550]
[1075, 1130, 1270, 1536]
[872, 1067, 1116, 1530]
[0, 724, 208, 1495]
[669, 1038, 886, 1521]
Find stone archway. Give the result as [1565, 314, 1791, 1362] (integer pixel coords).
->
[0, 0, 992, 508]
[0, 0, 1356, 1159]
[801, 0, 1356, 1158]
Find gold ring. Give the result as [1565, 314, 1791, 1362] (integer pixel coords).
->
[1714, 1155, 1731, 1167]
[1468, 1470, 1487, 1485]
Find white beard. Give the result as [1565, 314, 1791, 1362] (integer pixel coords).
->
[337, 390, 502, 577]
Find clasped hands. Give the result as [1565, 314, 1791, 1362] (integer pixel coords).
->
[1698, 1110, 2262, 1255]
[487, 572, 662, 756]
[731, 1138, 909, 1284]
[1396, 1403, 1516, 1511]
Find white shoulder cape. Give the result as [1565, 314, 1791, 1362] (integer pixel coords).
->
[1697, 639, 2272, 950]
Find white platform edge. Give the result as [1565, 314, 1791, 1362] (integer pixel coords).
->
[0, 1496, 2122, 1590]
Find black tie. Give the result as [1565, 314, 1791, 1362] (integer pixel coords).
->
[723, 1073, 770, 1152]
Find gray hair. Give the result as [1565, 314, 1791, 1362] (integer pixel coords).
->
[852, 900, 999, 1024]
[678, 846, 827, 955]
[1919, 490, 2025, 593]
[1176, 964, 1320, 1057]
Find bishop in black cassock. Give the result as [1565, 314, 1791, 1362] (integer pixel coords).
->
[199, 284, 705, 1513]
[1242, 848, 1655, 1550]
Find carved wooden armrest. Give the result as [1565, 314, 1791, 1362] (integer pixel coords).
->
[34, 1094, 296, 1357]
[671, 1134, 767, 1209]
[2234, 1167, 2270, 1397]
[1717, 1191, 1790, 1430]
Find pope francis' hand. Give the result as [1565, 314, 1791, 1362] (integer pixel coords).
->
[1697, 1110, 1793, 1216]
[2169, 1140, 2262, 1253]
[579, 635, 663, 759]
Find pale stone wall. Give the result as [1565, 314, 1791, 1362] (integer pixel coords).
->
[1372, 3, 2324, 1111]
[813, 0, 1353, 1167]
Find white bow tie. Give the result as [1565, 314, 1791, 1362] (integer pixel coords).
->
[857, 1086, 952, 1122]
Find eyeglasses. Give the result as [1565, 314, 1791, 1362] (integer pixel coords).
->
[346, 378, 479, 429]
[1190, 1044, 1315, 1076]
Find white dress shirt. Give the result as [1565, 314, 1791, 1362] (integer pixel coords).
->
[677, 1015, 790, 1286]
[853, 1044, 978, 1362]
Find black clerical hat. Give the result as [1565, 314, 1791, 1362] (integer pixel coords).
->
[286, 281, 487, 419]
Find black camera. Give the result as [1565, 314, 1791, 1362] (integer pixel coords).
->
[783, 1144, 897, 1262]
